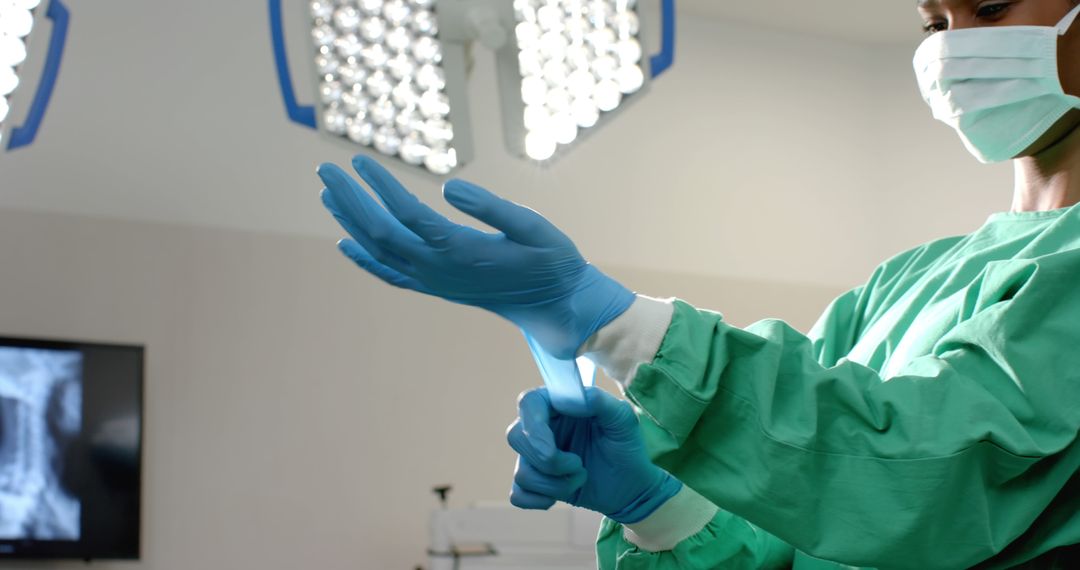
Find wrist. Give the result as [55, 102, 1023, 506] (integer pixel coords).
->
[606, 470, 683, 525]
[571, 266, 635, 354]
[622, 485, 720, 553]
[579, 295, 675, 385]
[510, 269, 633, 360]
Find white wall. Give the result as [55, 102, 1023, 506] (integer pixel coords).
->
[862, 42, 1013, 256]
[0, 1, 1021, 568]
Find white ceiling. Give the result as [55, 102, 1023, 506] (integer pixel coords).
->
[679, 0, 926, 45]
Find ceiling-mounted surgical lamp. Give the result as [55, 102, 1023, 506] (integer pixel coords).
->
[497, 0, 674, 162]
[0, 0, 69, 151]
[270, 0, 675, 176]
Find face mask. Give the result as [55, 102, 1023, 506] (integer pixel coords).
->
[913, 4, 1080, 163]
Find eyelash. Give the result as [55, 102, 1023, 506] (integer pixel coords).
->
[976, 2, 1014, 19]
[921, 1, 1016, 35]
[923, 21, 948, 34]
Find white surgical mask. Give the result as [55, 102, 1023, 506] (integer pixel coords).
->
[913, 4, 1080, 163]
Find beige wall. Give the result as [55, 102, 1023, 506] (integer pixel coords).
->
[0, 208, 839, 569]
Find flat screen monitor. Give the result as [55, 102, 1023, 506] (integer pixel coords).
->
[0, 336, 143, 560]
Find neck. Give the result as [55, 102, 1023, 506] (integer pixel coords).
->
[1012, 122, 1080, 212]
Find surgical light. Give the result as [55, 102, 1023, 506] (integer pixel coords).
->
[0, 0, 42, 148]
[503, 0, 639, 159]
[272, 0, 674, 175]
[306, 0, 467, 176]
[500, 0, 654, 162]
[0, 0, 68, 152]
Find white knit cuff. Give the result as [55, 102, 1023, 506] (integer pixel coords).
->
[622, 485, 719, 552]
[580, 295, 675, 388]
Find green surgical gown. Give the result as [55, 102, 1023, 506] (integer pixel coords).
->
[596, 206, 1080, 569]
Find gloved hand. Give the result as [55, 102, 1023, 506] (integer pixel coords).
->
[505, 387, 683, 524]
[318, 155, 635, 359]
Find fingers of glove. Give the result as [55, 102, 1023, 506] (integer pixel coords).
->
[322, 188, 418, 277]
[584, 387, 639, 435]
[513, 457, 587, 502]
[337, 239, 430, 293]
[352, 155, 460, 244]
[509, 482, 557, 511]
[506, 421, 583, 477]
[442, 179, 566, 248]
[318, 162, 430, 260]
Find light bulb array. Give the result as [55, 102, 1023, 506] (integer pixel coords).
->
[511, 0, 645, 161]
[309, 0, 459, 175]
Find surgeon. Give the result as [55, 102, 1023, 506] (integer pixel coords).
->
[318, 0, 1080, 568]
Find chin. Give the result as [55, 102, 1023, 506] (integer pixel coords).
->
[1018, 109, 1080, 159]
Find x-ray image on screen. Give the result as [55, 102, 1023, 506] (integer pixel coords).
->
[0, 347, 82, 541]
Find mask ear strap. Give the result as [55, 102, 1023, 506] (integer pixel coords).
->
[1057, 3, 1080, 35]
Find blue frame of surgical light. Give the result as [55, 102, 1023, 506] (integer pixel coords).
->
[3, 0, 70, 152]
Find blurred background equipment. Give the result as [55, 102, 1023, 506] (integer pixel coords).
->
[270, 0, 676, 175]
[428, 498, 602, 569]
[0, 0, 68, 151]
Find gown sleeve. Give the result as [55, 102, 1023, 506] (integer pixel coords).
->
[621, 250, 1080, 569]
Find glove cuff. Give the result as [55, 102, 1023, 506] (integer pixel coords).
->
[605, 471, 684, 525]
[623, 484, 720, 552]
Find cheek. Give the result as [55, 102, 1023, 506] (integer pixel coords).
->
[1060, 34, 1080, 96]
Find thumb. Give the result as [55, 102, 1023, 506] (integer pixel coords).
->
[442, 179, 567, 248]
[584, 387, 638, 435]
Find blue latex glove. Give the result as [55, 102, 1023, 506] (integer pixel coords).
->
[318, 155, 635, 359]
[505, 387, 683, 524]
